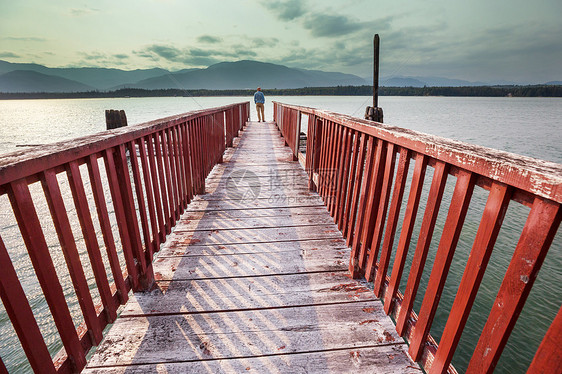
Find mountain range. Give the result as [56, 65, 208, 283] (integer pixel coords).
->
[0, 59, 555, 93]
[0, 60, 367, 92]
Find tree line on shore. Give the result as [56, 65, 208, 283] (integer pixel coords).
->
[1, 85, 561, 99]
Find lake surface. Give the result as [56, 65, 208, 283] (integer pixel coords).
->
[0, 96, 560, 373]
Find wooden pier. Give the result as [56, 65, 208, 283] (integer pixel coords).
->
[82, 121, 417, 373]
[1, 101, 560, 373]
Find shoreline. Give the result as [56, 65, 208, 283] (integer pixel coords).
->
[1, 84, 562, 100]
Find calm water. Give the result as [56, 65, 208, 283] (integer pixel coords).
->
[0, 96, 560, 373]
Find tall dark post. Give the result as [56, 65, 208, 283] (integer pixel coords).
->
[373, 34, 380, 108]
[365, 34, 383, 123]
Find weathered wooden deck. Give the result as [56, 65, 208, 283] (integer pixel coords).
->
[83, 121, 418, 373]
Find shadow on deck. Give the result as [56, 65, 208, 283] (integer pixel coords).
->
[83, 122, 417, 373]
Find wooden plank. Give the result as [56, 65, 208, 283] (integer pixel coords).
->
[120, 271, 374, 316]
[83, 344, 417, 374]
[166, 224, 341, 246]
[158, 237, 348, 257]
[180, 205, 332, 221]
[86, 301, 405, 367]
[175, 212, 337, 231]
[185, 197, 325, 212]
[151, 248, 348, 280]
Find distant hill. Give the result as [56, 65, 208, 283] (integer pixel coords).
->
[0, 60, 170, 90]
[381, 77, 427, 87]
[0, 59, 367, 92]
[0, 70, 94, 92]
[130, 61, 368, 90]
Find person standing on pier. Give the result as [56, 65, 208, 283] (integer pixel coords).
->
[254, 87, 265, 122]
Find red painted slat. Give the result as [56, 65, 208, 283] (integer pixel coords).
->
[67, 160, 117, 323]
[466, 197, 561, 374]
[317, 119, 328, 198]
[0, 103, 249, 188]
[373, 148, 411, 297]
[357, 138, 387, 274]
[527, 305, 562, 374]
[335, 127, 353, 229]
[384, 153, 428, 314]
[160, 130, 176, 223]
[86, 154, 129, 303]
[350, 136, 376, 277]
[328, 124, 343, 215]
[0, 236, 57, 373]
[103, 148, 139, 291]
[409, 170, 476, 362]
[346, 133, 368, 247]
[153, 132, 171, 234]
[127, 142, 153, 263]
[172, 125, 186, 211]
[165, 129, 180, 221]
[395, 160, 448, 334]
[8, 179, 87, 371]
[431, 182, 510, 373]
[41, 168, 103, 341]
[114, 144, 147, 276]
[271, 102, 562, 204]
[181, 122, 193, 202]
[342, 131, 361, 239]
[137, 139, 160, 256]
[365, 142, 396, 281]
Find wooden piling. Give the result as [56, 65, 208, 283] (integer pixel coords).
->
[105, 110, 128, 130]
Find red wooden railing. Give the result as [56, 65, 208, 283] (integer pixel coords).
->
[0, 102, 249, 373]
[273, 101, 561, 374]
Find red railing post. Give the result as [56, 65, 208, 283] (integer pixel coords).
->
[466, 197, 561, 374]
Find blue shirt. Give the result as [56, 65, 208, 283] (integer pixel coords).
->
[254, 91, 265, 104]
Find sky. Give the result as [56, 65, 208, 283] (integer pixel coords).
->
[1, 0, 561, 84]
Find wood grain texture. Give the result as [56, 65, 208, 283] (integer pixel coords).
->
[85, 122, 417, 373]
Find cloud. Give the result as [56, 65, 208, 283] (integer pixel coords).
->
[75, 51, 130, 67]
[197, 35, 223, 44]
[269, 0, 306, 21]
[135, 43, 257, 67]
[0, 52, 20, 58]
[250, 37, 280, 48]
[69, 7, 101, 17]
[303, 14, 366, 37]
[3, 36, 47, 42]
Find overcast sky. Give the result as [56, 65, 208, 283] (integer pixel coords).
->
[1, 0, 561, 83]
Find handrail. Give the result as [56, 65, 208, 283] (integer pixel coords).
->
[0, 102, 249, 373]
[273, 101, 561, 373]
